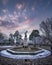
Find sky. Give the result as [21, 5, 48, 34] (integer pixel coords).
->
[0, 0, 52, 38]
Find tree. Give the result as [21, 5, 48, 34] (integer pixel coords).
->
[14, 31, 19, 38]
[0, 33, 4, 39]
[40, 18, 52, 50]
[0, 32, 6, 45]
[29, 30, 39, 40]
[9, 33, 14, 45]
[13, 30, 20, 45]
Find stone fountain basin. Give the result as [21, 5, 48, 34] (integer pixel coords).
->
[0, 46, 51, 59]
[6, 46, 43, 55]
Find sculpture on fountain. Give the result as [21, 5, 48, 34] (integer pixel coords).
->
[24, 31, 28, 46]
[24, 31, 28, 41]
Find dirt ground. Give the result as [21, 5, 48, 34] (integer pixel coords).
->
[0, 55, 52, 65]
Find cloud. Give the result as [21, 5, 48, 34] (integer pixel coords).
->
[16, 3, 24, 10]
[31, 6, 35, 11]
[0, 10, 37, 32]
[0, 14, 19, 28]
[0, 20, 17, 28]
[0, 14, 33, 30]
[2, 9, 8, 13]
[0, 2, 39, 36]
[2, 0, 8, 5]
[0, 13, 40, 37]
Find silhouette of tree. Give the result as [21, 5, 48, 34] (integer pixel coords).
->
[13, 30, 20, 45]
[9, 33, 14, 45]
[0, 33, 4, 39]
[0, 32, 6, 45]
[14, 31, 19, 38]
[29, 30, 39, 40]
[40, 18, 52, 50]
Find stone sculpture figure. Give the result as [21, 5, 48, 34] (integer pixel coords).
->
[24, 31, 28, 46]
[24, 31, 28, 41]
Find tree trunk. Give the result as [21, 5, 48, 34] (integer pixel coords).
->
[50, 41, 52, 55]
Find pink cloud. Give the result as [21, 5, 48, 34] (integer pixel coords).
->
[0, 9, 39, 37]
[16, 4, 24, 10]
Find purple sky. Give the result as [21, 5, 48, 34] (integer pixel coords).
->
[0, 0, 52, 37]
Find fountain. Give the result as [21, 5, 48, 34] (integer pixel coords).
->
[0, 31, 51, 65]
